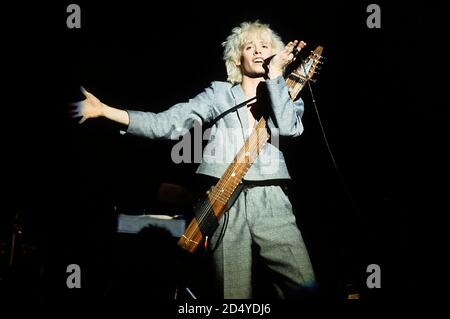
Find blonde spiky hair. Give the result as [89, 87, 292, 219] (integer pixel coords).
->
[222, 20, 285, 84]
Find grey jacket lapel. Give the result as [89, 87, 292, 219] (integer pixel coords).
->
[230, 84, 249, 139]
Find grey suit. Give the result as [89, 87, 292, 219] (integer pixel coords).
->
[127, 76, 304, 180]
[126, 76, 316, 298]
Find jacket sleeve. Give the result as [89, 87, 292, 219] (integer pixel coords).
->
[125, 83, 216, 140]
[265, 76, 305, 137]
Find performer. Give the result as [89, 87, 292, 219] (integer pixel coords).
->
[70, 20, 317, 299]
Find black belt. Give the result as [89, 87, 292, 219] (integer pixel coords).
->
[241, 179, 291, 197]
[195, 174, 290, 193]
[241, 179, 290, 188]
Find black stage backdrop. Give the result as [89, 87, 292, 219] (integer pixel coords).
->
[2, 0, 448, 312]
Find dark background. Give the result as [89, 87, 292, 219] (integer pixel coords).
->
[2, 0, 448, 310]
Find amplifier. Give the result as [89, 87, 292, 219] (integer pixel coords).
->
[117, 214, 186, 237]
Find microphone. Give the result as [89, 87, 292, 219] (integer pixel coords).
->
[264, 41, 305, 66]
[263, 54, 275, 67]
[263, 41, 306, 75]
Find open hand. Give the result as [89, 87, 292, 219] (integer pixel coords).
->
[268, 40, 306, 77]
[68, 87, 104, 124]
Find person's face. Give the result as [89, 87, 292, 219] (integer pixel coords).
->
[237, 33, 272, 78]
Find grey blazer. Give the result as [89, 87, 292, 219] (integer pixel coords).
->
[126, 75, 304, 181]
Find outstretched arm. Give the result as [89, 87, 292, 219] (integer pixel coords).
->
[69, 84, 216, 140]
[69, 87, 130, 126]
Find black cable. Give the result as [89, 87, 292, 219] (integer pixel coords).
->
[207, 96, 256, 127]
[207, 210, 229, 253]
[299, 55, 367, 233]
[208, 44, 302, 127]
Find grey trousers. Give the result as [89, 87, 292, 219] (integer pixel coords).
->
[210, 185, 316, 299]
